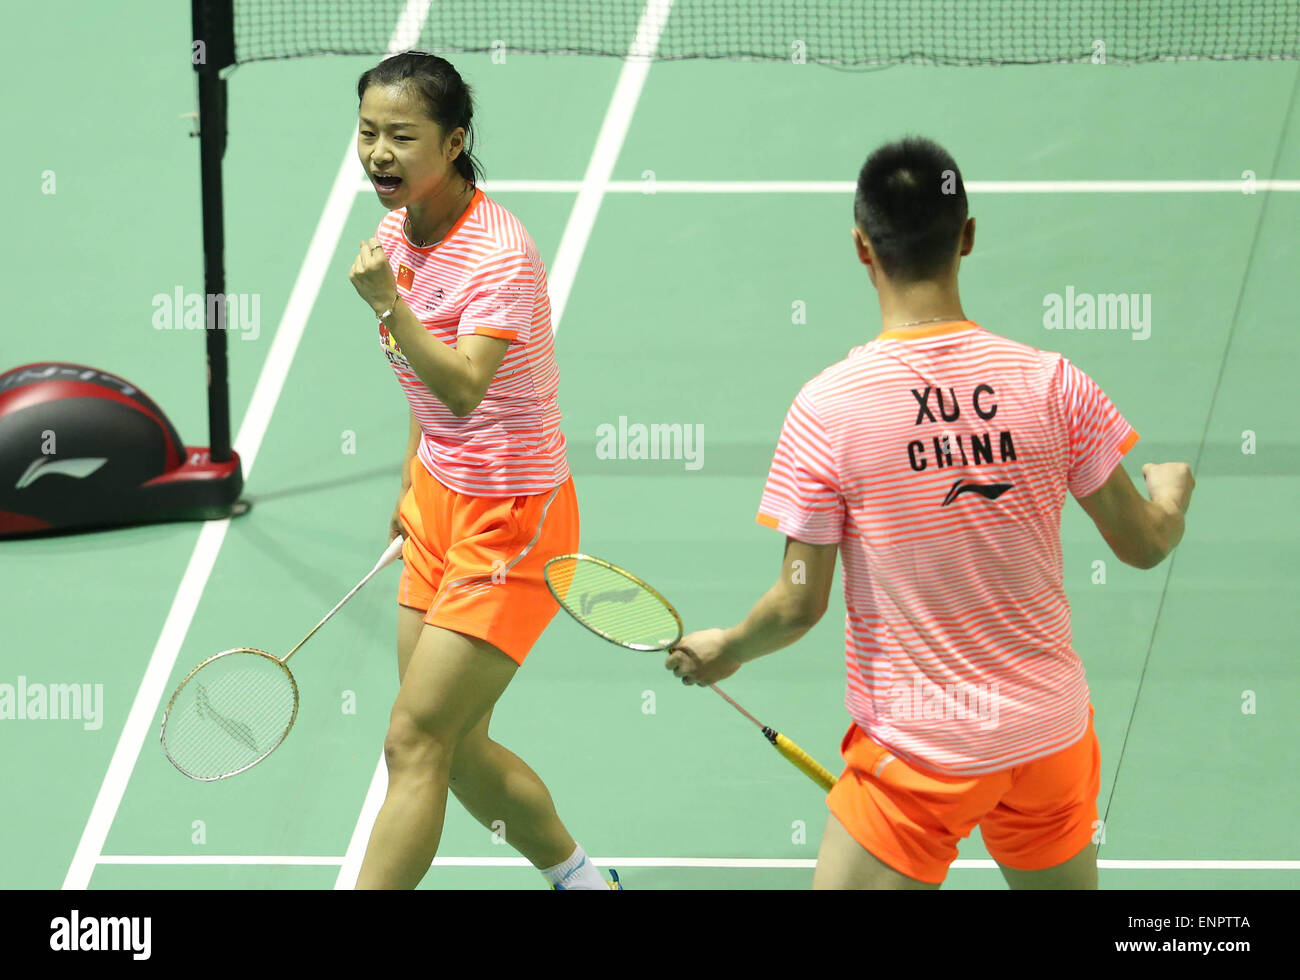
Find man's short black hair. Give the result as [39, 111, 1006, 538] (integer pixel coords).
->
[854, 137, 968, 282]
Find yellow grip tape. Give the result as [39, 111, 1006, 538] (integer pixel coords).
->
[773, 732, 836, 792]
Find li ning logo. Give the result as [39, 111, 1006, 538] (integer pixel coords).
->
[1042, 287, 1151, 340]
[579, 586, 640, 617]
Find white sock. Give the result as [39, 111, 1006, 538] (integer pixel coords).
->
[541, 845, 607, 890]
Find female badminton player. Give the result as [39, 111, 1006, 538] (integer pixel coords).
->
[347, 51, 616, 890]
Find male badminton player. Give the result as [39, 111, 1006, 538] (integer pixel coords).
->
[347, 52, 616, 890]
[665, 137, 1195, 889]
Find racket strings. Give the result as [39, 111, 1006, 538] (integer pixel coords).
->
[546, 553, 837, 792]
[162, 650, 297, 780]
[546, 557, 681, 650]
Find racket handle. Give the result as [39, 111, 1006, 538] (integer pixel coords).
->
[769, 730, 837, 792]
[375, 533, 406, 572]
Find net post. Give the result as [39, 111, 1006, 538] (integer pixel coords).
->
[192, 0, 236, 464]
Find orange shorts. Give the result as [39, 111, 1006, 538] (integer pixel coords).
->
[396, 458, 580, 665]
[826, 706, 1100, 884]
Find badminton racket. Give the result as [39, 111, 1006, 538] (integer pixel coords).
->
[543, 553, 836, 792]
[160, 535, 406, 780]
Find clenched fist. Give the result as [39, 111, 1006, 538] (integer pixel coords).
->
[1141, 462, 1195, 513]
[349, 237, 398, 314]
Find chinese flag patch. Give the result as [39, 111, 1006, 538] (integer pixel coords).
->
[397, 264, 415, 290]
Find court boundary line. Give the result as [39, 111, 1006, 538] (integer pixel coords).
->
[544, 0, 676, 331]
[356, 178, 1300, 194]
[332, 0, 677, 889]
[98, 855, 1300, 870]
[60, 0, 434, 892]
[61, 137, 367, 891]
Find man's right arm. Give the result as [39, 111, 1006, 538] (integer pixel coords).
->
[1075, 461, 1195, 570]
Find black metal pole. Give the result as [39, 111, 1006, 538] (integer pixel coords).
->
[192, 0, 235, 463]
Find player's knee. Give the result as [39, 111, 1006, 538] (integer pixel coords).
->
[383, 710, 456, 774]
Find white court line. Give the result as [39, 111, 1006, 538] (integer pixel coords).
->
[333, 0, 677, 888]
[101, 855, 1300, 870]
[358, 178, 1300, 195]
[99, 856, 346, 866]
[544, 0, 676, 332]
[62, 131, 369, 890]
[59, 0, 432, 896]
[335, 754, 389, 888]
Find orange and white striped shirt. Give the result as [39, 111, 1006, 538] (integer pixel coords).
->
[375, 187, 569, 496]
[757, 321, 1138, 775]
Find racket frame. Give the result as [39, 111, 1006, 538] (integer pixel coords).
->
[160, 647, 300, 781]
[543, 553, 684, 651]
[545, 552, 837, 794]
[159, 536, 404, 781]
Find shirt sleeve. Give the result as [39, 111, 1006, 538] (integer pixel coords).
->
[457, 249, 535, 343]
[755, 387, 845, 545]
[1060, 358, 1140, 499]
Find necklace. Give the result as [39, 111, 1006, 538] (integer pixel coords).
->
[404, 215, 433, 248]
[405, 181, 472, 247]
[889, 315, 965, 330]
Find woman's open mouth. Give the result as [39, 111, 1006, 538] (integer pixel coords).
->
[372, 173, 403, 196]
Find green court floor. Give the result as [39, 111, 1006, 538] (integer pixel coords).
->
[1, 1, 1296, 889]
